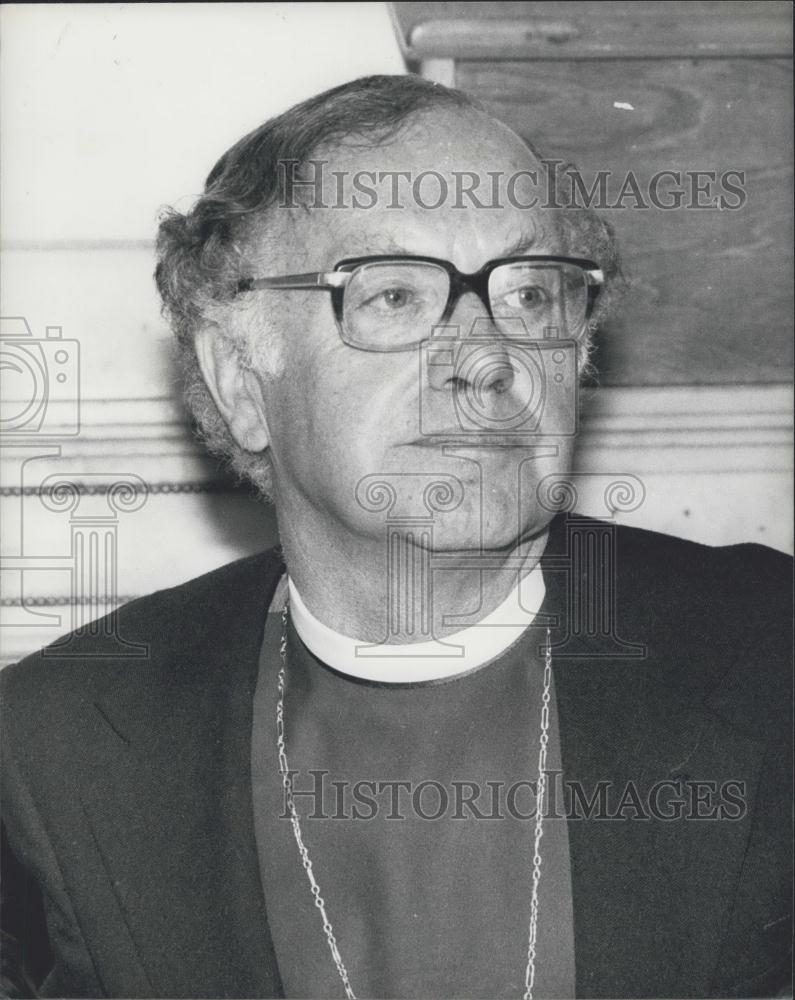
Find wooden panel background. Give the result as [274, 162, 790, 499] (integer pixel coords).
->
[393, 1, 794, 386]
[394, 1, 792, 59]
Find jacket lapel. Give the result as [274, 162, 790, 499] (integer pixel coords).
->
[546, 517, 765, 997]
[82, 553, 285, 998]
[556, 657, 764, 997]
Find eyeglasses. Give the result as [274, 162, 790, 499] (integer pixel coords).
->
[237, 255, 604, 352]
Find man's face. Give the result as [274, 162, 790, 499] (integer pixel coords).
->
[248, 108, 579, 552]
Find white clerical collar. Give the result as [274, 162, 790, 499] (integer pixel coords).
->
[287, 552, 546, 684]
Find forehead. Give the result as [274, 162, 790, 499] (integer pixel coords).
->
[262, 107, 561, 272]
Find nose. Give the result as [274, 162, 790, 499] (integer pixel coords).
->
[425, 292, 516, 395]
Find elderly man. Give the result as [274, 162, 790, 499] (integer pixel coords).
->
[1, 75, 791, 1000]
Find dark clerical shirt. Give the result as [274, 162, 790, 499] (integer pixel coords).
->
[251, 576, 575, 999]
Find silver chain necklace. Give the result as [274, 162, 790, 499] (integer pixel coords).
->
[276, 595, 553, 1000]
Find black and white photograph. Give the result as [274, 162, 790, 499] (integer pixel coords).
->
[1, 3, 792, 998]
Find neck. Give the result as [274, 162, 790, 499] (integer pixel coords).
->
[275, 501, 550, 645]
[286, 560, 546, 682]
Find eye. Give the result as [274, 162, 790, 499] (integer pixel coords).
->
[504, 284, 548, 311]
[381, 287, 411, 308]
[361, 286, 417, 312]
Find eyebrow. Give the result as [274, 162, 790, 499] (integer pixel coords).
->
[355, 237, 413, 256]
[502, 234, 539, 256]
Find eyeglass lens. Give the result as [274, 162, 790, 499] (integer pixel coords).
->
[341, 261, 589, 348]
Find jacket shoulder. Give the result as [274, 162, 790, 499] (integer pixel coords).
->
[612, 519, 791, 584]
[1, 548, 284, 720]
[610, 520, 791, 630]
[610, 520, 792, 730]
[552, 514, 791, 610]
[548, 515, 792, 725]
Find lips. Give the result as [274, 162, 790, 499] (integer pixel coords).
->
[408, 434, 550, 448]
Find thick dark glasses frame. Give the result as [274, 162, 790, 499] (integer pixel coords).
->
[237, 254, 604, 352]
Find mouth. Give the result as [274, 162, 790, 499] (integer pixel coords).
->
[407, 434, 551, 449]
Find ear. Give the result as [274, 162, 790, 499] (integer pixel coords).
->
[194, 324, 270, 452]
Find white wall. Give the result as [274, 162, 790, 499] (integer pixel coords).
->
[1, 3, 405, 243]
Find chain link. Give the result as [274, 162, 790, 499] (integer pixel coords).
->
[277, 599, 357, 999]
[523, 627, 552, 1000]
[277, 596, 552, 1000]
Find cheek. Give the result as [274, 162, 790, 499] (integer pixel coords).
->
[515, 440, 577, 517]
[299, 347, 419, 444]
[266, 347, 418, 489]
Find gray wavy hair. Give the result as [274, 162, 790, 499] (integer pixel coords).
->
[155, 74, 622, 499]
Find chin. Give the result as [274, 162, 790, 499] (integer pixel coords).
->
[481, 517, 552, 553]
[424, 505, 552, 555]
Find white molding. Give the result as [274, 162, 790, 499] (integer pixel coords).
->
[577, 384, 793, 473]
[3, 384, 790, 476]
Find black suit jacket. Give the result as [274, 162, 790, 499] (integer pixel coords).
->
[1, 516, 792, 998]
